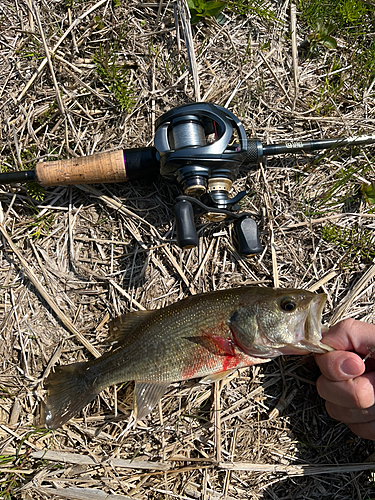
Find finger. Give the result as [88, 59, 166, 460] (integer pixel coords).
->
[325, 401, 375, 424]
[316, 372, 375, 409]
[314, 351, 365, 382]
[349, 421, 375, 441]
[321, 318, 375, 355]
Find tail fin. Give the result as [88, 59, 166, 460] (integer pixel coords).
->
[44, 362, 97, 429]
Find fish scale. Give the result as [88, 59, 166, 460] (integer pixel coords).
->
[86, 290, 247, 385]
[44, 286, 333, 429]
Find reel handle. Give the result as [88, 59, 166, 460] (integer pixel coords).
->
[174, 199, 199, 249]
[174, 198, 263, 256]
[234, 216, 263, 256]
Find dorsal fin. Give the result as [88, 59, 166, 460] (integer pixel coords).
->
[109, 310, 154, 344]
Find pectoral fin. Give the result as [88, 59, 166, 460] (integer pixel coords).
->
[134, 381, 170, 421]
[201, 332, 236, 356]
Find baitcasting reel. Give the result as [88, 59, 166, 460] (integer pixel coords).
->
[2, 102, 375, 255]
[154, 103, 262, 255]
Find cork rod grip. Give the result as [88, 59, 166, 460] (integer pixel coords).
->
[35, 150, 127, 187]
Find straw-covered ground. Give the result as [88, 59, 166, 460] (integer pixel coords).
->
[0, 0, 375, 498]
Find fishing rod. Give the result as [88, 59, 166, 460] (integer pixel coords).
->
[2, 102, 375, 255]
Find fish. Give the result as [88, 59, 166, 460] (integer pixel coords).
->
[44, 286, 333, 429]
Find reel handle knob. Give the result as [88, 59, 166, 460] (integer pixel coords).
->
[174, 200, 199, 249]
[234, 216, 263, 256]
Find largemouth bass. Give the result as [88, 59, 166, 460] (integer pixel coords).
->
[44, 286, 332, 429]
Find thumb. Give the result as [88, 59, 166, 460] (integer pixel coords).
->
[320, 318, 375, 355]
[314, 350, 365, 382]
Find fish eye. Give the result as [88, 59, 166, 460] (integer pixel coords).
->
[280, 298, 296, 312]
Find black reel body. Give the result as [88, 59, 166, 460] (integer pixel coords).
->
[154, 103, 263, 255]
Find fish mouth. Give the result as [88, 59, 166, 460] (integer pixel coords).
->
[296, 293, 333, 353]
[276, 293, 333, 355]
[230, 290, 334, 358]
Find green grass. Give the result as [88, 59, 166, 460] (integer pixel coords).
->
[321, 223, 375, 264]
[294, 0, 375, 217]
[297, 0, 375, 87]
[299, 0, 370, 30]
[187, 0, 226, 24]
[93, 42, 136, 113]
[297, 156, 374, 229]
[0, 428, 53, 498]
[312, 162, 369, 210]
[361, 182, 375, 205]
[187, 0, 277, 23]
[15, 34, 44, 60]
[26, 182, 46, 202]
[28, 212, 54, 238]
[0, 452, 27, 499]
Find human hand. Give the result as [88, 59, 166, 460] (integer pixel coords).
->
[314, 318, 375, 440]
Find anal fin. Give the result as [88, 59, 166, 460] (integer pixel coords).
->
[134, 381, 170, 421]
[199, 369, 234, 385]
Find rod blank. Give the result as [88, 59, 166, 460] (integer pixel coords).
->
[262, 135, 375, 157]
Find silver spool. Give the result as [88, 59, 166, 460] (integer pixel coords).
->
[169, 116, 206, 150]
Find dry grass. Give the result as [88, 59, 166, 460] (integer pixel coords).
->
[0, 0, 375, 498]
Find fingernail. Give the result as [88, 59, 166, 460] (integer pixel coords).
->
[339, 358, 362, 377]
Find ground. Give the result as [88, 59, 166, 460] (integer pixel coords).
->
[0, 0, 375, 499]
